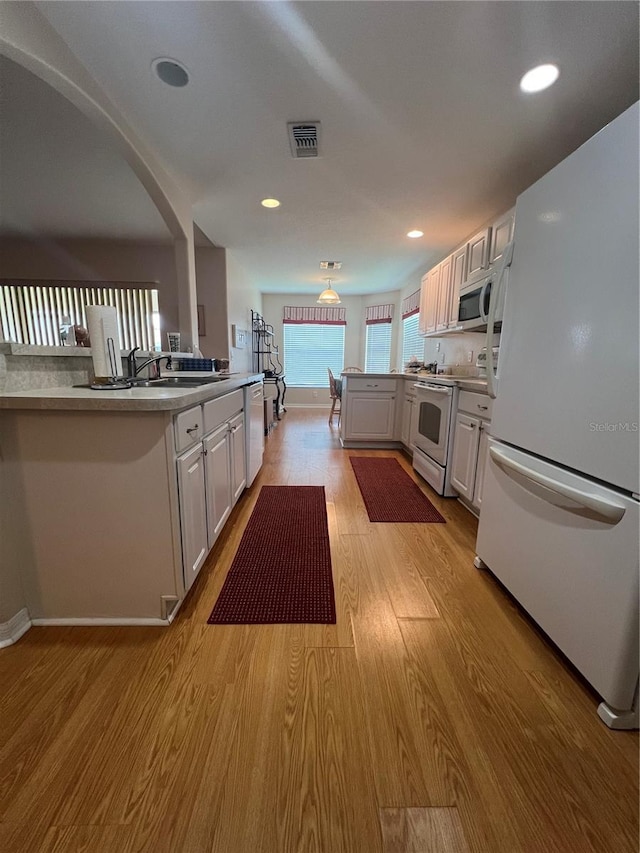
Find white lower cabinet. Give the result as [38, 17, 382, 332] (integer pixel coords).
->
[344, 393, 396, 441]
[177, 442, 209, 591]
[229, 411, 247, 503]
[450, 390, 492, 515]
[175, 391, 246, 589]
[401, 387, 416, 449]
[203, 423, 232, 546]
[450, 413, 481, 501]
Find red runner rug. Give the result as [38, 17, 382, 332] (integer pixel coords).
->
[349, 456, 446, 523]
[208, 485, 336, 624]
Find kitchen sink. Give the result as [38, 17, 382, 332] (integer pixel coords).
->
[131, 376, 225, 388]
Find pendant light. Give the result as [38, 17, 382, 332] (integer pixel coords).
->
[317, 278, 341, 305]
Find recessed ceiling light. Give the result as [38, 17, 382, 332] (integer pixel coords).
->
[152, 57, 190, 88]
[407, 230, 424, 239]
[520, 63, 559, 93]
[261, 198, 281, 209]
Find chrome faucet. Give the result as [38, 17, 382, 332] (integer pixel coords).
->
[126, 347, 172, 380]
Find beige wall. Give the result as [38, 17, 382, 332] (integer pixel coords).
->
[194, 246, 228, 360]
[226, 252, 262, 374]
[0, 236, 180, 338]
[0, 236, 229, 357]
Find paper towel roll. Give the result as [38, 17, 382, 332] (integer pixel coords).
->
[86, 305, 121, 379]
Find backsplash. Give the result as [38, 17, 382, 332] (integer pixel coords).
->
[0, 346, 92, 392]
[422, 332, 500, 376]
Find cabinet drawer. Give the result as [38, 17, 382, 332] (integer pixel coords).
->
[203, 389, 243, 433]
[175, 405, 203, 452]
[347, 377, 397, 392]
[458, 390, 493, 419]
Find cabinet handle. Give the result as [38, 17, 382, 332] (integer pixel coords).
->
[477, 404, 488, 410]
[230, 425, 241, 433]
[202, 448, 208, 455]
[186, 424, 199, 434]
[366, 383, 378, 387]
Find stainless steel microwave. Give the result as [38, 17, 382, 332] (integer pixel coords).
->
[457, 268, 507, 332]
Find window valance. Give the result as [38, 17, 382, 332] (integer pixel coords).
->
[401, 290, 420, 319]
[365, 304, 394, 325]
[283, 306, 346, 325]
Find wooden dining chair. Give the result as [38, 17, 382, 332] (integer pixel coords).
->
[327, 368, 342, 425]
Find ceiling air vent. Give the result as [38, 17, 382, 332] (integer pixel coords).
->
[320, 261, 342, 270]
[287, 121, 321, 158]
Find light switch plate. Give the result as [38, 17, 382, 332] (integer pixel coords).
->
[232, 324, 248, 348]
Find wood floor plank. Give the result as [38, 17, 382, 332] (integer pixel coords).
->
[380, 807, 470, 853]
[0, 823, 134, 853]
[399, 616, 639, 853]
[345, 533, 451, 807]
[373, 529, 440, 618]
[277, 647, 383, 853]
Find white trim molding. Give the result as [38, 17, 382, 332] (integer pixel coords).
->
[0, 608, 32, 648]
[30, 617, 174, 628]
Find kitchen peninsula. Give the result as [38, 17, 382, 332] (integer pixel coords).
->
[0, 373, 263, 628]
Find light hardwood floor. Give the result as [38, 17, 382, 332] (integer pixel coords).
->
[0, 408, 637, 853]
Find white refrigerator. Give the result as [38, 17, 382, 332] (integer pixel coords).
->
[476, 102, 639, 729]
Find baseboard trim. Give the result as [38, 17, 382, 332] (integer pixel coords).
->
[0, 608, 32, 648]
[281, 403, 328, 409]
[30, 616, 173, 627]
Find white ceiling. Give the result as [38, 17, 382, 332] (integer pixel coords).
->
[0, 56, 172, 242]
[5, 2, 639, 295]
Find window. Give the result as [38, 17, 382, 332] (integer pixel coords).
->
[364, 303, 393, 372]
[402, 313, 423, 367]
[283, 323, 345, 387]
[365, 323, 392, 372]
[0, 280, 161, 350]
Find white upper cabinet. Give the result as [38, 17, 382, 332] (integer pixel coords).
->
[419, 268, 438, 335]
[418, 206, 512, 337]
[489, 208, 515, 265]
[449, 245, 467, 328]
[465, 227, 491, 281]
[435, 254, 452, 331]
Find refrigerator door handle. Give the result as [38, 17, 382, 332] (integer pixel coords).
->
[489, 445, 627, 524]
[485, 240, 514, 399]
[479, 279, 491, 323]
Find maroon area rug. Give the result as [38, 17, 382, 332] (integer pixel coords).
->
[349, 457, 446, 523]
[208, 486, 336, 624]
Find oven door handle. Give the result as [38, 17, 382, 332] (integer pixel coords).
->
[414, 383, 451, 393]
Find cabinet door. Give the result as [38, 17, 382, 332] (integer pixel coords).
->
[489, 209, 514, 265]
[345, 394, 396, 440]
[418, 273, 430, 335]
[436, 255, 452, 331]
[426, 265, 439, 333]
[449, 245, 467, 327]
[473, 425, 490, 511]
[229, 412, 247, 505]
[203, 424, 232, 547]
[177, 443, 208, 591]
[466, 227, 491, 281]
[450, 413, 480, 500]
[401, 393, 415, 447]
[419, 268, 439, 336]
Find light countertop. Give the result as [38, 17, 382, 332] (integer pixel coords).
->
[342, 371, 489, 394]
[0, 373, 264, 412]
